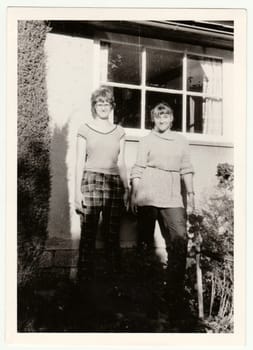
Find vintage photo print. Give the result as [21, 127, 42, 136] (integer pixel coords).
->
[5, 6, 246, 348]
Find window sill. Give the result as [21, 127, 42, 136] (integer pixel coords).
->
[124, 129, 233, 148]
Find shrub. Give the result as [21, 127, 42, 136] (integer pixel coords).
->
[186, 163, 234, 332]
[18, 21, 51, 286]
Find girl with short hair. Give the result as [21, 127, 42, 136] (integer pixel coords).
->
[75, 86, 129, 281]
[131, 102, 195, 316]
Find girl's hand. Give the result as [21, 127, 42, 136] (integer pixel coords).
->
[123, 188, 130, 210]
[130, 191, 138, 215]
[187, 192, 195, 215]
[75, 192, 86, 214]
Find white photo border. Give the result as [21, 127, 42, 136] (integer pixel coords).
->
[2, 2, 250, 349]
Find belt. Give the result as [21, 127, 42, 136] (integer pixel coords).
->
[147, 165, 179, 173]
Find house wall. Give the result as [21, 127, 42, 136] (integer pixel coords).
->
[45, 32, 234, 258]
[45, 33, 94, 245]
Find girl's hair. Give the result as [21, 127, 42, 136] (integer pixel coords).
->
[151, 102, 174, 122]
[91, 86, 115, 117]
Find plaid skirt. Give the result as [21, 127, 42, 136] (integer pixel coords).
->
[81, 170, 125, 211]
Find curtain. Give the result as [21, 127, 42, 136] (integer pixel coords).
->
[201, 59, 222, 135]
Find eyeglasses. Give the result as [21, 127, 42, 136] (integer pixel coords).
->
[95, 102, 111, 107]
[154, 113, 172, 119]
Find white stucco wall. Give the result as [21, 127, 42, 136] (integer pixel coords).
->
[45, 32, 234, 259]
[45, 33, 94, 244]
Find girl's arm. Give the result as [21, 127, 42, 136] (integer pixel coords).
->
[130, 138, 149, 214]
[130, 178, 140, 214]
[117, 136, 129, 207]
[75, 136, 86, 213]
[180, 137, 195, 213]
[182, 172, 195, 213]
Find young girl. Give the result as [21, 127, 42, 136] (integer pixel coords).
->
[130, 102, 195, 316]
[75, 86, 129, 281]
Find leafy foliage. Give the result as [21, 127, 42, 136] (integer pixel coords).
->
[18, 21, 51, 286]
[186, 163, 234, 332]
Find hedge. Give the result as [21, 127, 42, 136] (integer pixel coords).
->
[18, 20, 51, 285]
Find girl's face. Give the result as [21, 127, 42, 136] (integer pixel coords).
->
[94, 97, 112, 120]
[153, 111, 173, 133]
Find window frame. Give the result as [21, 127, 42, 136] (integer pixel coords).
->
[93, 35, 231, 145]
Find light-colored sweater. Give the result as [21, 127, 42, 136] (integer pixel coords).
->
[130, 130, 194, 208]
[77, 123, 125, 175]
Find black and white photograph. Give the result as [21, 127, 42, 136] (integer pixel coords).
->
[4, 5, 247, 348]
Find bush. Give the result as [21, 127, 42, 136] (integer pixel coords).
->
[18, 21, 51, 286]
[186, 163, 234, 332]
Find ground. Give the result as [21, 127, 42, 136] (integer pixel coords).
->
[18, 249, 208, 333]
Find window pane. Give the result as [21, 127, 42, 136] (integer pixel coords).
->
[187, 56, 222, 95]
[187, 96, 222, 135]
[145, 91, 182, 131]
[146, 49, 183, 90]
[187, 96, 204, 133]
[113, 87, 141, 128]
[101, 42, 141, 85]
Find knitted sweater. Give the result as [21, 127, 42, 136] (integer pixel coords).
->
[130, 130, 194, 208]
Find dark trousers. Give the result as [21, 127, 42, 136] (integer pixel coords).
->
[137, 206, 187, 301]
[78, 172, 124, 280]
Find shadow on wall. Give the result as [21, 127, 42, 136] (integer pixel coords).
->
[47, 124, 71, 243]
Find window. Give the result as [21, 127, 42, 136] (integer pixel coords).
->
[100, 41, 223, 135]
